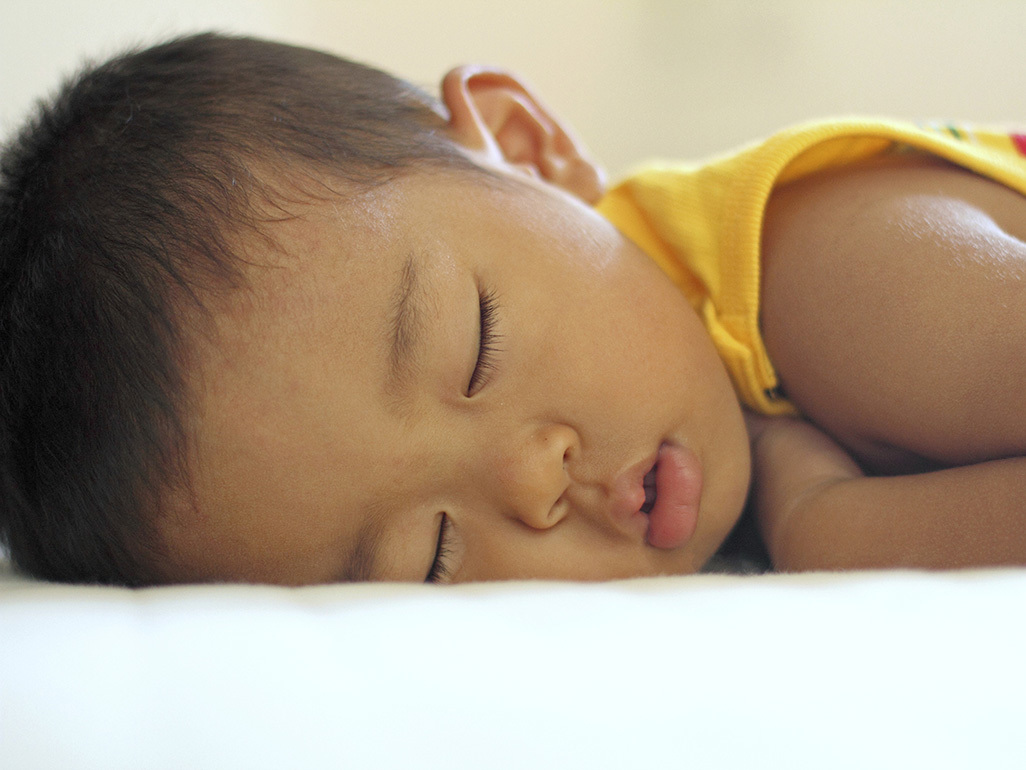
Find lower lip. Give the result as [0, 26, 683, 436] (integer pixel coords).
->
[646, 444, 702, 550]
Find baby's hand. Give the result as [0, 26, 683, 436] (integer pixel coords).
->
[744, 412, 864, 566]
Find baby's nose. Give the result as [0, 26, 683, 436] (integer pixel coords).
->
[492, 424, 577, 530]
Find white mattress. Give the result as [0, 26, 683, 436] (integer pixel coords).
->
[2, 562, 1024, 769]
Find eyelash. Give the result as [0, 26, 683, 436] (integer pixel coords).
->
[426, 513, 453, 583]
[427, 291, 500, 583]
[468, 289, 502, 395]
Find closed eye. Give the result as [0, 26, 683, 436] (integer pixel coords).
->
[467, 288, 502, 395]
[425, 513, 453, 583]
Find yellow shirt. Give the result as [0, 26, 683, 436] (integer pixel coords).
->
[596, 118, 1026, 415]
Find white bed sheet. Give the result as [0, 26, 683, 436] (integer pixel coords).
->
[2, 563, 1024, 769]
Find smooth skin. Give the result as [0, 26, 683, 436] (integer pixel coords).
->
[162, 65, 1026, 584]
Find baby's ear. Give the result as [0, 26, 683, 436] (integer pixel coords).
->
[441, 65, 605, 204]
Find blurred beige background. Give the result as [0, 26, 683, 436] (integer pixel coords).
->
[3, 0, 1026, 177]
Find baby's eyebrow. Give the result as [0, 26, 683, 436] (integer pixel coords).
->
[338, 506, 386, 582]
[384, 253, 425, 403]
[339, 520, 379, 582]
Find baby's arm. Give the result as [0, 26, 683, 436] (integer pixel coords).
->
[754, 152, 1026, 571]
[748, 415, 1026, 570]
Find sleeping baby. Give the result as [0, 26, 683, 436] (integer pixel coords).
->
[1, 33, 1024, 585]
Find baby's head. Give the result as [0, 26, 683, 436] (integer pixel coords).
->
[0, 33, 751, 586]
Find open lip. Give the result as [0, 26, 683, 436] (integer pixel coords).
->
[610, 442, 702, 549]
[644, 443, 702, 550]
[640, 463, 658, 515]
[609, 451, 660, 528]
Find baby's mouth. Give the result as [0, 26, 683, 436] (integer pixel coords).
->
[641, 444, 702, 550]
[640, 464, 657, 514]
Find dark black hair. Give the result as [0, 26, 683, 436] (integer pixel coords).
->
[0, 32, 476, 585]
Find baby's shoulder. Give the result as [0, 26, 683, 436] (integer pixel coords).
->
[759, 155, 1026, 471]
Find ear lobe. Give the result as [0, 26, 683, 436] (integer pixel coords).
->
[441, 65, 606, 204]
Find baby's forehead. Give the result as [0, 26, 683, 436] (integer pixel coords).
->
[222, 187, 380, 303]
[205, 163, 526, 351]
[192, 187, 406, 373]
